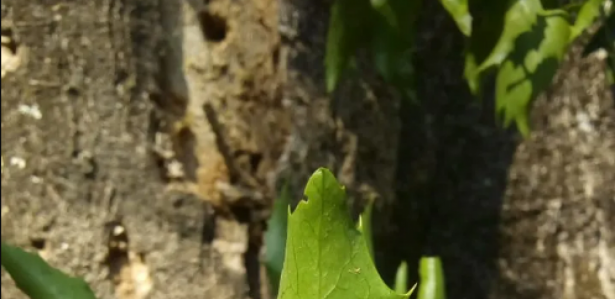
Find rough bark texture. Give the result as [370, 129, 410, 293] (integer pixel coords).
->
[1, 0, 271, 298]
[496, 46, 615, 299]
[1, 1, 614, 299]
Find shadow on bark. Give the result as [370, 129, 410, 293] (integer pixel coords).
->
[373, 3, 517, 299]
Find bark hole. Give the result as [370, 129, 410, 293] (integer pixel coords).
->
[198, 11, 227, 42]
[29, 237, 46, 250]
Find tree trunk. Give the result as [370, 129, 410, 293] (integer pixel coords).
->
[2, 1, 614, 299]
[0, 0, 264, 298]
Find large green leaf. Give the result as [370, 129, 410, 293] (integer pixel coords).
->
[439, 0, 472, 36]
[417, 257, 446, 299]
[570, 0, 606, 40]
[1, 241, 98, 299]
[265, 183, 291, 295]
[463, 0, 515, 94]
[495, 10, 571, 136]
[475, 0, 544, 73]
[325, 0, 372, 92]
[277, 168, 410, 299]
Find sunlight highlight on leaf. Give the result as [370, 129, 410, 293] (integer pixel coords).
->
[476, 0, 543, 73]
[438, 0, 472, 36]
[571, 0, 606, 40]
[495, 10, 571, 136]
[417, 257, 446, 299]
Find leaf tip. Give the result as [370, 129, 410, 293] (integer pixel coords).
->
[310, 167, 336, 183]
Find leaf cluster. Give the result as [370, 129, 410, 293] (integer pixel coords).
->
[326, 0, 613, 136]
[325, 0, 421, 101]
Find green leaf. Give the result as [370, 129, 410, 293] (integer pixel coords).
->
[394, 261, 410, 294]
[417, 257, 446, 299]
[463, 0, 516, 94]
[264, 183, 291, 295]
[439, 0, 472, 36]
[495, 10, 571, 136]
[325, 0, 372, 93]
[369, 0, 420, 102]
[357, 196, 375, 261]
[277, 168, 410, 299]
[1, 241, 98, 299]
[464, 50, 481, 95]
[476, 0, 544, 74]
[570, 0, 606, 40]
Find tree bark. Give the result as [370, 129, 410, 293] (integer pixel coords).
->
[0, 0, 264, 298]
[2, 1, 614, 299]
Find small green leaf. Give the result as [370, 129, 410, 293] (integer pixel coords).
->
[464, 50, 481, 95]
[264, 183, 291, 295]
[325, 0, 372, 93]
[1, 241, 98, 299]
[439, 0, 472, 36]
[570, 0, 606, 40]
[417, 257, 446, 299]
[357, 197, 375, 261]
[277, 168, 410, 299]
[394, 261, 409, 294]
[495, 10, 571, 136]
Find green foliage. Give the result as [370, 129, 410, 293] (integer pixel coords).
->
[327, 0, 612, 136]
[325, 0, 420, 100]
[1, 241, 98, 299]
[265, 183, 291, 296]
[439, 0, 472, 36]
[357, 196, 375, 260]
[464, 0, 572, 136]
[394, 261, 410, 294]
[417, 257, 446, 299]
[445, 0, 610, 135]
[370, 0, 421, 100]
[571, 0, 607, 40]
[495, 9, 571, 136]
[277, 168, 410, 299]
[325, 0, 372, 92]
